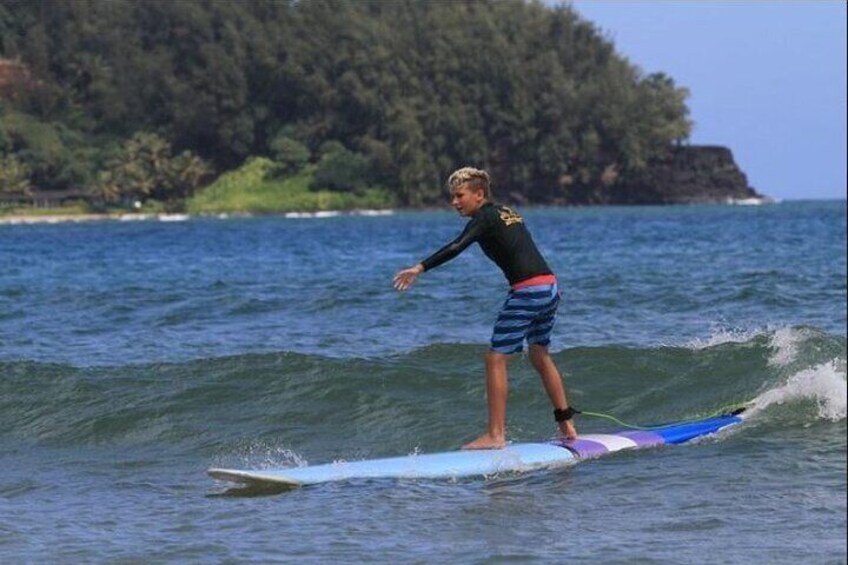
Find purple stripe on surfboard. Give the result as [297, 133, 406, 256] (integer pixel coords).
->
[617, 430, 666, 447]
[557, 438, 610, 458]
[547, 431, 665, 458]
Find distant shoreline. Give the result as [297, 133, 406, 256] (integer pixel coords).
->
[0, 213, 180, 225]
[0, 209, 397, 225]
[1, 197, 806, 226]
[8, 197, 845, 226]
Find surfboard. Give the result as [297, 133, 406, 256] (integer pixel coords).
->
[208, 410, 744, 488]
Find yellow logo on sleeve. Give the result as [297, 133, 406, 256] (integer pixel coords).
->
[499, 206, 523, 226]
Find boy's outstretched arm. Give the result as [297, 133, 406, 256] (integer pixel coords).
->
[394, 216, 482, 292]
[393, 263, 424, 291]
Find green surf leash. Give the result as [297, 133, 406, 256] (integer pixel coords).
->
[575, 400, 750, 431]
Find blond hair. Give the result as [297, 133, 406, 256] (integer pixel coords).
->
[448, 167, 491, 197]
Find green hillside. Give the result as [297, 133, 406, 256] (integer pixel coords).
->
[1, 0, 692, 208]
[186, 158, 394, 214]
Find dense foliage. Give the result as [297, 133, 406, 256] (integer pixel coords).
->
[0, 0, 692, 207]
[186, 157, 394, 215]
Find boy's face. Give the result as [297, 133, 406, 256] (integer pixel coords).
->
[451, 183, 487, 216]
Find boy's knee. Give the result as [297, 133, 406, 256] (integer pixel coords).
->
[485, 349, 509, 366]
[528, 344, 550, 366]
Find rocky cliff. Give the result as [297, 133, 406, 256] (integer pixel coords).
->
[612, 145, 766, 205]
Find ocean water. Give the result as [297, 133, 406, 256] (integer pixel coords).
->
[1, 201, 845, 563]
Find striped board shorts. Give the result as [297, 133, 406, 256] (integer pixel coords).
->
[490, 279, 560, 355]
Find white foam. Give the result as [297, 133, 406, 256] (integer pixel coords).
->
[747, 360, 847, 422]
[686, 325, 817, 369]
[284, 211, 342, 219]
[221, 441, 308, 470]
[158, 213, 190, 222]
[767, 326, 814, 367]
[727, 197, 770, 206]
[352, 209, 394, 216]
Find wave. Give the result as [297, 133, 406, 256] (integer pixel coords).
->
[747, 360, 846, 422]
[1, 327, 844, 457]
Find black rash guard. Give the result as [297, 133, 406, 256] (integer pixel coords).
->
[420, 202, 552, 285]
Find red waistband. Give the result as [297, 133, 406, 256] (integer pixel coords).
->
[511, 274, 557, 290]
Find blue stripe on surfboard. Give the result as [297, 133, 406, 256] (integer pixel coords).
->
[651, 414, 743, 444]
[546, 414, 743, 457]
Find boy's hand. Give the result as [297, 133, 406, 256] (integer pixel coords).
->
[393, 264, 424, 291]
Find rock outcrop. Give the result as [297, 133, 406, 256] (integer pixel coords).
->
[612, 145, 766, 205]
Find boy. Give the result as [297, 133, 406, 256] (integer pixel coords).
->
[393, 167, 578, 449]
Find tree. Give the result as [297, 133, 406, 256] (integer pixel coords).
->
[0, 110, 93, 191]
[268, 133, 310, 176]
[93, 132, 210, 205]
[0, 100, 8, 151]
[0, 154, 32, 196]
[311, 141, 370, 193]
[164, 150, 212, 201]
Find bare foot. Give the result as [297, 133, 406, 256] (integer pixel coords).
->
[462, 433, 507, 450]
[558, 420, 577, 440]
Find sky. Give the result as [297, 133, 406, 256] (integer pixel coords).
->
[564, 1, 846, 201]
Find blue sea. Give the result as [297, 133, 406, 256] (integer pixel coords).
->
[1, 201, 845, 563]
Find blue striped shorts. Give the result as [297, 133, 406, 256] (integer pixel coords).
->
[490, 282, 560, 354]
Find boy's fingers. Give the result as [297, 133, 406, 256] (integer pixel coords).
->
[394, 273, 414, 291]
[393, 267, 420, 291]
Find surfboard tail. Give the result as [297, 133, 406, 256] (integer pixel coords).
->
[208, 468, 302, 487]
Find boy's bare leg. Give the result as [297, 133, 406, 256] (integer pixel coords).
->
[529, 344, 577, 439]
[463, 350, 510, 449]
